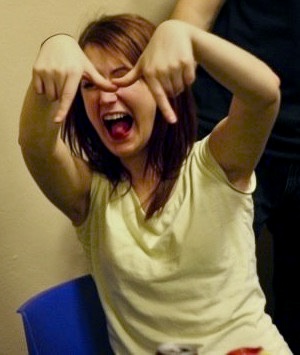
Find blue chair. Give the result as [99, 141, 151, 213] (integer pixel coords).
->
[17, 274, 114, 355]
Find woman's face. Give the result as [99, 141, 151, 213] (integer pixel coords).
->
[80, 44, 157, 166]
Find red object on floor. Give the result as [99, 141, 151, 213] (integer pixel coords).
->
[227, 347, 264, 355]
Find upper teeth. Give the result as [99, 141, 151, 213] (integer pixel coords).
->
[103, 113, 126, 121]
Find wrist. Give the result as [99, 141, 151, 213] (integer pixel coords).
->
[40, 33, 73, 48]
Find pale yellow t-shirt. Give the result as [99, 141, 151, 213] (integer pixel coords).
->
[76, 137, 292, 355]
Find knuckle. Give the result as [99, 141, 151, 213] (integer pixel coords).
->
[46, 93, 57, 102]
[67, 66, 81, 77]
[154, 90, 167, 101]
[61, 92, 74, 101]
[168, 62, 180, 72]
[143, 67, 156, 78]
[32, 65, 46, 76]
[184, 69, 196, 85]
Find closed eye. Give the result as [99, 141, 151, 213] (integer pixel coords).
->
[110, 67, 130, 79]
[80, 79, 96, 90]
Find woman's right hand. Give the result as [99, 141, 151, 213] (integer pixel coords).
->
[32, 34, 116, 123]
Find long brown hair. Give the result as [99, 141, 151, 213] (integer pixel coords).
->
[62, 14, 197, 218]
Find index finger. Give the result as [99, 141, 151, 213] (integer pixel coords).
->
[54, 73, 81, 123]
[147, 78, 177, 124]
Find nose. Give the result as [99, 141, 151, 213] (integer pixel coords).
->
[98, 89, 118, 105]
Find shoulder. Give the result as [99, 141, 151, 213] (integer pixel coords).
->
[188, 137, 256, 194]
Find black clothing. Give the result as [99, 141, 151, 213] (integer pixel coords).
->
[193, 0, 300, 352]
[195, 0, 300, 161]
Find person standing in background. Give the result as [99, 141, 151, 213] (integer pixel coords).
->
[175, 2, 300, 353]
[115, 0, 300, 353]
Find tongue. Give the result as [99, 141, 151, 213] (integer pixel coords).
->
[110, 121, 130, 139]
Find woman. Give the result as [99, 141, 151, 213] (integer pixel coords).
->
[19, 14, 291, 354]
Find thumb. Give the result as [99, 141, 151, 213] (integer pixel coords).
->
[54, 74, 79, 123]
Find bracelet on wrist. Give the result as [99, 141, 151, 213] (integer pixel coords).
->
[40, 33, 73, 48]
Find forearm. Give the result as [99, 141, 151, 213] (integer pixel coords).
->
[19, 82, 91, 223]
[19, 82, 62, 156]
[170, 0, 225, 30]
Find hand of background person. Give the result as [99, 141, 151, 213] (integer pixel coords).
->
[32, 35, 116, 123]
[113, 20, 197, 124]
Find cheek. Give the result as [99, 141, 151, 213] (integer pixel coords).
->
[118, 83, 156, 114]
[81, 93, 97, 122]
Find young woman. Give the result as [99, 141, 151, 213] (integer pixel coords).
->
[19, 14, 291, 354]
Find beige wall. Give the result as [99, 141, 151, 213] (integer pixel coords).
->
[0, 1, 175, 353]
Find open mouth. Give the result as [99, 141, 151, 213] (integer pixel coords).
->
[103, 113, 133, 139]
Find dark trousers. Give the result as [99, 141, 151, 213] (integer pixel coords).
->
[254, 155, 300, 354]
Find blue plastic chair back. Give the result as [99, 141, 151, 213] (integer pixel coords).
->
[17, 274, 114, 355]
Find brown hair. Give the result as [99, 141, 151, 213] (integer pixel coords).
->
[62, 14, 197, 218]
